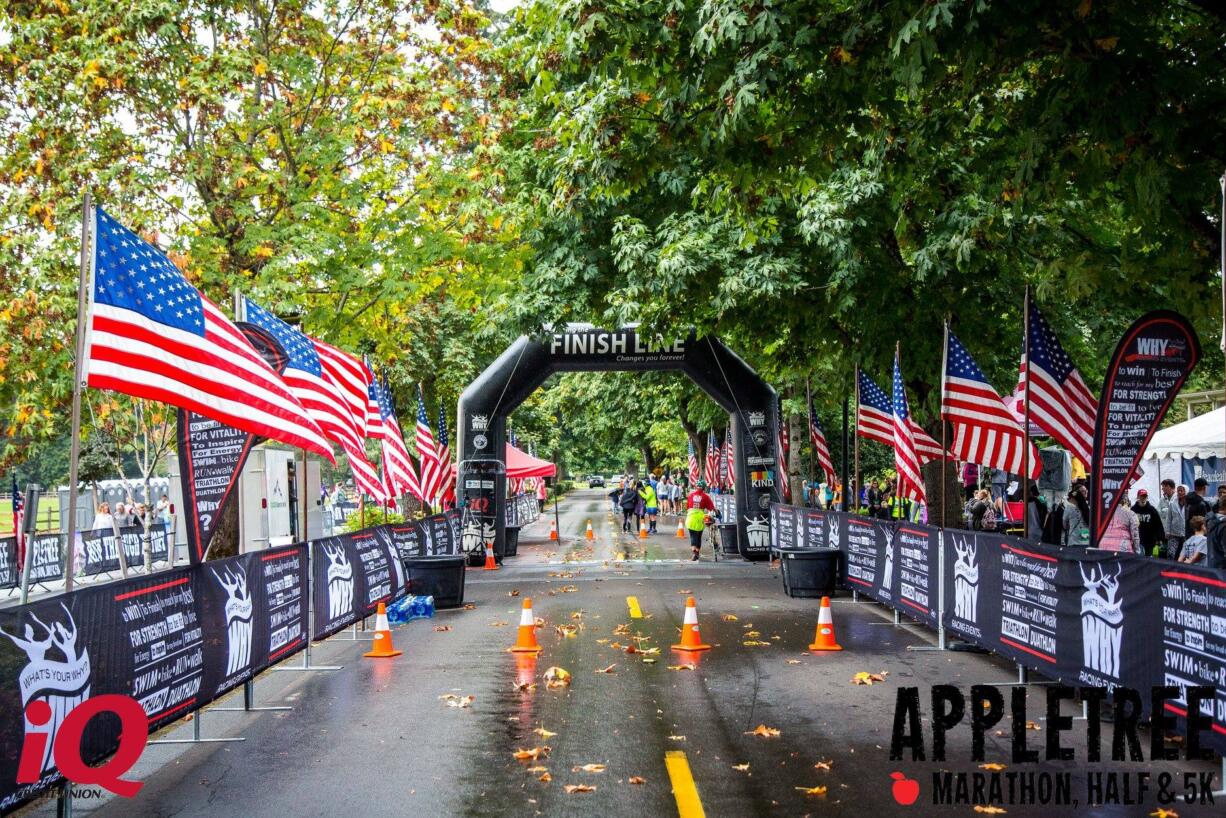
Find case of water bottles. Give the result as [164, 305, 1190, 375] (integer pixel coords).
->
[387, 594, 435, 624]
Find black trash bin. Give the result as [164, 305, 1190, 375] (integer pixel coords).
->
[778, 547, 840, 598]
[504, 527, 520, 558]
[404, 555, 467, 608]
[717, 523, 740, 557]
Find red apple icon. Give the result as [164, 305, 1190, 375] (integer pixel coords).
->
[890, 772, 920, 805]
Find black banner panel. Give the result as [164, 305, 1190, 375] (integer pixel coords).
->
[81, 524, 170, 576]
[25, 533, 63, 584]
[894, 523, 939, 628]
[842, 515, 885, 597]
[1156, 566, 1226, 756]
[0, 538, 16, 590]
[311, 529, 404, 641]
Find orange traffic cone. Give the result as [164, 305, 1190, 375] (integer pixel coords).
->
[483, 542, 498, 570]
[549, 519, 558, 540]
[363, 602, 402, 658]
[808, 596, 843, 651]
[639, 520, 649, 539]
[671, 597, 711, 651]
[509, 598, 542, 653]
[585, 520, 595, 540]
[675, 519, 686, 538]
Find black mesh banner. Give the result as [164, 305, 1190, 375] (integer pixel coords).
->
[311, 528, 403, 641]
[0, 537, 16, 590]
[81, 524, 169, 576]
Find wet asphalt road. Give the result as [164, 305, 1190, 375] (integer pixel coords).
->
[25, 490, 1222, 817]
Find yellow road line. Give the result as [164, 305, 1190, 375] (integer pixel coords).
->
[664, 750, 706, 818]
[626, 595, 642, 619]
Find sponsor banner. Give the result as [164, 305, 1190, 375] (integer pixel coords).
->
[0, 537, 17, 590]
[81, 524, 170, 576]
[384, 520, 426, 559]
[843, 515, 888, 600]
[799, 508, 827, 549]
[894, 523, 939, 628]
[1091, 311, 1200, 544]
[770, 503, 797, 550]
[505, 495, 519, 528]
[942, 530, 1003, 647]
[311, 528, 404, 641]
[0, 549, 309, 812]
[432, 512, 459, 556]
[1155, 565, 1226, 756]
[25, 533, 64, 584]
[200, 545, 309, 699]
[712, 494, 736, 524]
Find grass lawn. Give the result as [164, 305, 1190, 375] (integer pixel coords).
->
[0, 495, 62, 534]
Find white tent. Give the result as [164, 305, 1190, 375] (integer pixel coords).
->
[1132, 407, 1226, 498]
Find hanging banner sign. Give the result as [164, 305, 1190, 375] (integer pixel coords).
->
[0, 536, 17, 590]
[176, 322, 288, 564]
[894, 523, 939, 628]
[1091, 311, 1200, 544]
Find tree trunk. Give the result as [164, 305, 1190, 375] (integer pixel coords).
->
[921, 421, 963, 528]
[787, 408, 804, 505]
[640, 445, 658, 474]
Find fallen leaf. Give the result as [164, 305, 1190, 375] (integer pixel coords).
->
[433, 625, 452, 632]
[513, 746, 550, 761]
[489, 621, 509, 628]
[572, 764, 607, 773]
[795, 785, 828, 796]
[560, 585, 578, 593]
[438, 694, 474, 708]
[1150, 810, 1179, 818]
[534, 727, 557, 738]
[667, 664, 697, 671]
[628, 776, 646, 785]
[595, 664, 617, 674]
[743, 640, 771, 647]
[538, 772, 552, 782]
[851, 672, 887, 685]
[642, 658, 657, 664]
[745, 724, 781, 738]
[722, 614, 739, 621]
[596, 638, 610, 644]
[639, 647, 660, 656]
[667, 735, 686, 741]
[556, 624, 580, 637]
[526, 766, 548, 773]
[980, 763, 1007, 772]
[544, 666, 572, 688]
[732, 763, 750, 772]
[973, 807, 1007, 815]
[570, 611, 583, 620]
[745, 631, 761, 638]
[1025, 721, 1041, 731]
[813, 760, 832, 771]
[564, 784, 596, 794]
[512, 680, 537, 692]
[786, 659, 802, 665]
[463, 603, 476, 610]
[509, 590, 521, 597]
[677, 589, 692, 594]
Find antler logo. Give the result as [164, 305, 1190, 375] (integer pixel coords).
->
[470, 414, 489, 431]
[461, 519, 484, 553]
[747, 410, 766, 427]
[745, 516, 770, 549]
[211, 565, 253, 679]
[951, 536, 979, 623]
[828, 517, 841, 551]
[880, 525, 895, 592]
[1, 604, 91, 775]
[1080, 563, 1124, 677]
[323, 542, 354, 622]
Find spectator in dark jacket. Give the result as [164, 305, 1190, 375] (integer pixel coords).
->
[1131, 489, 1166, 556]
[1186, 478, 1211, 528]
[619, 482, 639, 532]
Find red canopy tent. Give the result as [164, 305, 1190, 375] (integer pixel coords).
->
[505, 443, 556, 479]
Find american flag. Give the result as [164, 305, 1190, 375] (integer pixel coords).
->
[86, 207, 332, 460]
[369, 371, 423, 504]
[11, 474, 24, 569]
[688, 439, 700, 485]
[723, 427, 735, 488]
[942, 330, 1040, 478]
[808, 401, 836, 485]
[239, 296, 383, 500]
[705, 430, 720, 486]
[858, 369, 946, 463]
[892, 352, 925, 502]
[415, 385, 440, 507]
[434, 404, 453, 503]
[1014, 300, 1097, 467]
[776, 403, 792, 502]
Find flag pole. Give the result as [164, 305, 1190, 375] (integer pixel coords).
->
[853, 364, 861, 513]
[1022, 286, 1032, 540]
[64, 192, 93, 593]
[1219, 171, 1225, 460]
[841, 393, 850, 512]
[940, 321, 950, 529]
[805, 376, 814, 505]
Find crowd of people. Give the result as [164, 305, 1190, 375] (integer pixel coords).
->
[606, 472, 723, 561]
[91, 495, 172, 531]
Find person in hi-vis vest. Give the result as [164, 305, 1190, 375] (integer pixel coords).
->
[685, 481, 717, 561]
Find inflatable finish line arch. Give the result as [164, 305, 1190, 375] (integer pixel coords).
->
[456, 326, 781, 561]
